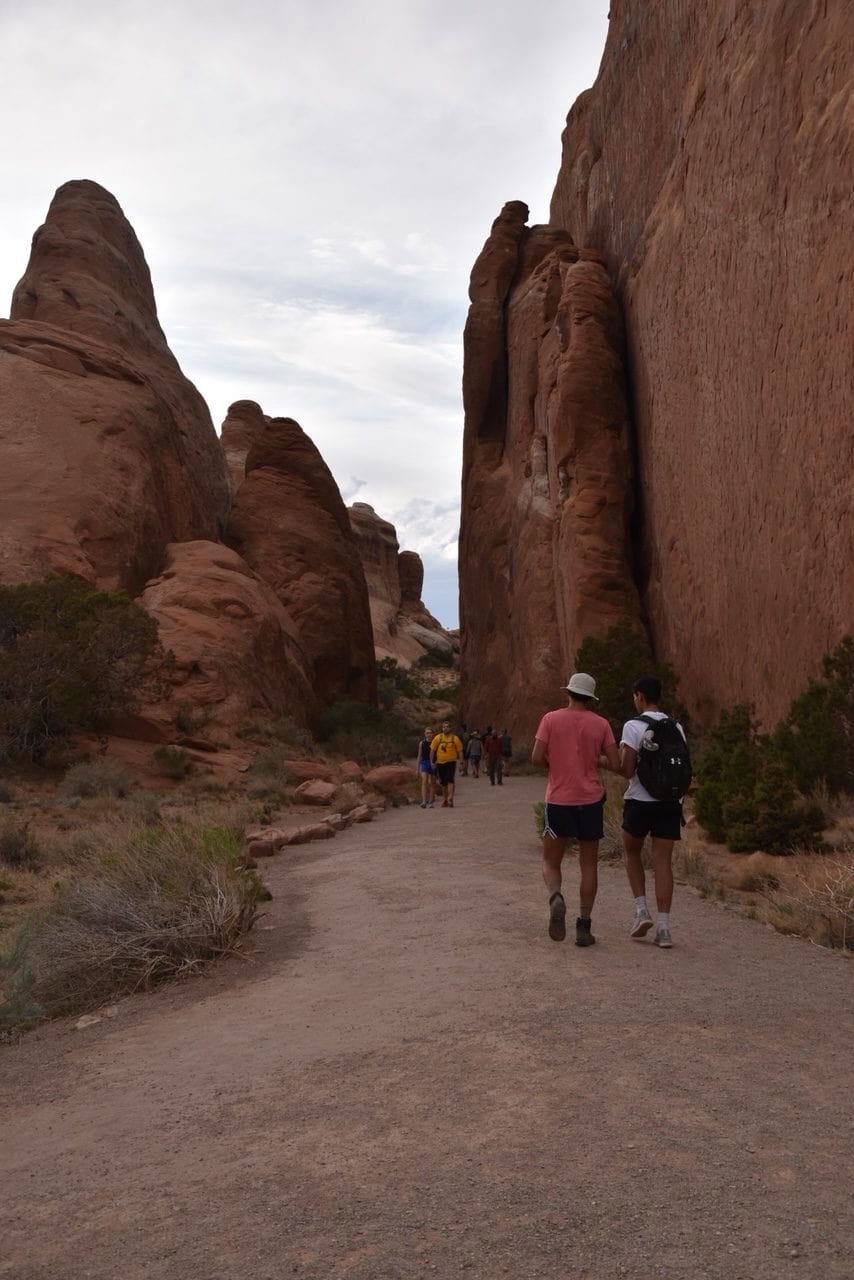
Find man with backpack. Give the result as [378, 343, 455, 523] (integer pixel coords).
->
[619, 676, 692, 949]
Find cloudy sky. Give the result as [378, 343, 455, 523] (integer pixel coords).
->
[0, 0, 609, 626]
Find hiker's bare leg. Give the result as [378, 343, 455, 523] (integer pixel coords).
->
[651, 837, 675, 913]
[577, 841, 599, 918]
[622, 830, 647, 898]
[542, 834, 567, 897]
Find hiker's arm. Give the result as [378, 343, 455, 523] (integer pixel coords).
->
[531, 738, 549, 767]
[600, 742, 621, 772]
[619, 744, 638, 780]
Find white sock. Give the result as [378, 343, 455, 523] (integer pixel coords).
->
[634, 896, 648, 914]
[658, 912, 670, 930]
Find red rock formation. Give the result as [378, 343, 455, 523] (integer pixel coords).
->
[460, 207, 640, 741]
[227, 417, 377, 706]
[220, 400, 268, 496]
[0, 180, 229, 592]
[548, 0, 854, 727]
[348, 504, 455, 665]
[139, 541, 317, 735]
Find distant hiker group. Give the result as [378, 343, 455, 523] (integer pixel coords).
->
[415, 722, 514, 808]
[532, 671, 691, 950]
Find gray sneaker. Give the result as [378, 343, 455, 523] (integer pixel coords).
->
[630, 908, 654, 939]
[654, 927, 673, 948]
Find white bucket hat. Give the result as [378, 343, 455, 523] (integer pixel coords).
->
[565, 672, 599, 701]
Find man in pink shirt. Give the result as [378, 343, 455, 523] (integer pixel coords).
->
[532, 673, 620, 946]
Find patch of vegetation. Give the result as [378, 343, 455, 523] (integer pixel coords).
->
[245, 750, 290, 800]
[415, 647, 455, 670]
[693, 638, 853, 853]
[174, 702, 211, 737]
[316, 698, 414, 765]
[236, 715, 316, 753]
[58, 759, 135, 800]
[0, 575, 166, 764]
[152, 746, 193, 780]
[0, 822, 42, 870]
[574, 619, 683, 736]
[0, 822, 262, 1026]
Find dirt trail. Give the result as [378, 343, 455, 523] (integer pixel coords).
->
[1, 774, 852, 1279]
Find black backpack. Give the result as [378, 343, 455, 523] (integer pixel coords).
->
[634, 714, 692, 801]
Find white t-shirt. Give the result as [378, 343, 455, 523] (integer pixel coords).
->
[621, 711, 687, 803]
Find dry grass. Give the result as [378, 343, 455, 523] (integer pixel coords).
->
[1, 819, 262, 1026]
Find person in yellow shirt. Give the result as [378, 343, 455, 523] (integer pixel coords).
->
[430, 720, 465, 808]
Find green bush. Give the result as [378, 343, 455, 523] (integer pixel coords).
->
[415, 647, 455, 670]
[769, 636, 854, 798]
[574, 619, 683, 735]
[0, 822, 261, 1025]
[0, 575, 165, 763]
[316, 698, 414, 765]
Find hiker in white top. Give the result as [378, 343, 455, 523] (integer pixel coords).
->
[618, 675, 689, 949]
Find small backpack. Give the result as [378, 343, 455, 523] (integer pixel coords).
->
[634, 714, 692, 801]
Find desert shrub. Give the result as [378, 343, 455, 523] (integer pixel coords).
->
[174, 702, 211, 736]
[58, 759, 135, 800]
[152, 746, 193, 780]
[574, 619, 683, 736]
[316, 699, 413, 765]
[0, 822, 262, 1024]
[237, 715, 315, 752]
[769, 635, 854, 798]
[377, 657, 420, 701]
[0, 575, 166, 763]
[416, 647, 455, 670]
[693, 705, 765, 844]
[0, 822, 42, 869]
[245, 750, 290, 800]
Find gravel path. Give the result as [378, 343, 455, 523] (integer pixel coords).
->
[1, 773, 852, 1279]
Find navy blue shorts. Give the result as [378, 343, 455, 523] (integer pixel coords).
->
[622, 798, 683, 841]
[544, 799, 605, 841]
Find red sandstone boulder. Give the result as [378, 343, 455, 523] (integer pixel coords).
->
[363, 764, 417, 798]
[138, 541, 316, 736]
[281, 760, 334, 784]
[0, 181, 229, 593]
[294, 779, 338, 806]
[227, 415, 377, 707]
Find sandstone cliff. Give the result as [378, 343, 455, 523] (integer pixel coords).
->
[0, 180, 230, 593]
[348, 503, 454, 665]
[461, 0, 853, 734]
[460, 204, 640, 739]
[227, 418, 377, 707]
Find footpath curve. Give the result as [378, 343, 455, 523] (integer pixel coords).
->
[1, 772, 852, 1279]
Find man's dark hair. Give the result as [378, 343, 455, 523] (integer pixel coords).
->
[633, 675, 662, 702]
[568, 691, 595, 705]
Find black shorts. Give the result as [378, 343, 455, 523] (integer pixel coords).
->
[544, 799, 605, 841]
[622, 798, 683, 841]
[436, 761, 457, 785]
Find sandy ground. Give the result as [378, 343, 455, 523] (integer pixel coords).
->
[1, 773, 852, 1280]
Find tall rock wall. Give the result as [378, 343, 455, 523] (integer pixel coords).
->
[460, 205, 640, 741]
[549, 0, 854, 727]
[0, 180, 230, 593]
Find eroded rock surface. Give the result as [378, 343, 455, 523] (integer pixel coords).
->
[0, 180, 229, 592]
[139, 541, 316, 734]
[348, 503, 454, 665]
[220, 400, 268, 496]
[227, 417, 377, 706]
[460, 207, 639, 740]
[548, 0, 854, 726]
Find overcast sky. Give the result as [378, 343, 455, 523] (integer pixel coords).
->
[0, 0, 609, 626]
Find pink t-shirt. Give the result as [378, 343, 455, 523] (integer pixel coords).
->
[535, 707, 615, 804]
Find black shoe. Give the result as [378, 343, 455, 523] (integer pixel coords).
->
[548, 892, 566, 942]
[575, 917, 596, 947]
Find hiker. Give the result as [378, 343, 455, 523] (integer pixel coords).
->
[416, 726, 436, 809]
[500, 728, 513, 776]
[618, 675, 692, 949]
[484, 727, 504, 785]
[430, 721, 465, 807]
[458, 722, 469, 775]
[466, 728, 483, 778]
[532, 673, 620, 946]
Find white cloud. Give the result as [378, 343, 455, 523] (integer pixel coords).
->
[0, 0, 612, 628]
